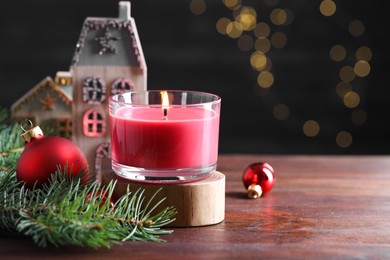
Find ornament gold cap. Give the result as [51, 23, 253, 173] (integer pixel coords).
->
[247, 184, 262, 199]
[20, 120, 44, 143]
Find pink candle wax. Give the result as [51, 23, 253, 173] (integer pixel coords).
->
[110, 106, 220, 170]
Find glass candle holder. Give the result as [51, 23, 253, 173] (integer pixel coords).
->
[109, 90, 221, 183]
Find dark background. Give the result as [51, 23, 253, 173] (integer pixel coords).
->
[0, 0, 389, 154]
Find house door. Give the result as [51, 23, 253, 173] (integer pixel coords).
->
[95, 143, 111, 182]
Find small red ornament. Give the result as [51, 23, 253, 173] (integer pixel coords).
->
[16, 121, 89, 189]
[243, 162, 275, 199]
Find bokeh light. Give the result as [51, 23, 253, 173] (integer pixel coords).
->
[284, 9, 295, 25]
[349, 20, 365, 37]
[270, 32, 287, 48]
[356, 46, 372, 61]
[237, 7, 257, 31]
[303, 120, 320, 137]
[336, 81, 352, 97]
[254, 22, 271, 38]
[222, 0, 241, 10]
[189, 0, 206, 15]
[351, 108, 367, 125]
[264, 57, 273, 71]
[336, 131, 353, 148]
[250, 51, 267, 70]
[273, 103, 290, 120]
[339, 65, 356, 82]
[319, 0, 336, 17]
[354, 60, 371, 77]
[257, 71, 274, 88]
[330, 45, 346, 62]
[343, 91, 360, 109]
[216, 18, 230, 35]
[270, 8, 288, 25]
[255, 37, 271, 53]
[226, 21, 243, 38]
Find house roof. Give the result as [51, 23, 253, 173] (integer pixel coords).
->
[11, 76, 72, 112]
[70, 2, 146, 70]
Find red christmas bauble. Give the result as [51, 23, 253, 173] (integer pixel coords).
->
[243, 162, 275, 198]
[16, 125, 89, 188]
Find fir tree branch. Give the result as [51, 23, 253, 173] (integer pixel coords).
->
[0, 107, 9, 126]
[0, 107, 176, 248]
[0, 110, 24, 172]
[0, 170, 176, 248]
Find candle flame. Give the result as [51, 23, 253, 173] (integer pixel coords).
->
[161, 91, 169, 120]
[161, 91, 169, 108]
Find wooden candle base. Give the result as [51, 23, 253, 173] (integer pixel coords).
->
[102, 171, 225, 227]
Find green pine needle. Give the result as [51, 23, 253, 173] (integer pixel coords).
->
[0, 108, 177, 248]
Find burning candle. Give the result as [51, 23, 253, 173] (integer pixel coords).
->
[161, 91, 169, 120]
[109, 90, 221, 183]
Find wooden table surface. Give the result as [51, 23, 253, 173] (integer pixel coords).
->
[2, 154, 390, 259]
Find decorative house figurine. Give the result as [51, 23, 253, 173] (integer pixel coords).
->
[10, 76, 73, 139]
[71, 1, 147, 181]
[11, 1, 147, 181]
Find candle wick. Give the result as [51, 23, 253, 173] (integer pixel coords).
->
[162, 108, 168, 120]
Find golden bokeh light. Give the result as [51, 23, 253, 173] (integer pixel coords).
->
[354, 60, 371, 77]
[257, 71, 274, 88]
[351, 108, 367, 125]
[284, 9, 295, 25]
[254, 22, 271, 38]
[343, 91, 360, 109]
[336, 81, 352, 97]
[336, 131, 353, 148]
[255, 37, 271, 53]
[330, 45, 346, 62]
[264, 57, 273, 71]
[226, 21, 243, 38]
[273, 103, 290, 120]
[216, 18, 231, 35]
[339, 65, 356, 83]
[237, 34, 253, 51]
[349, 20, 365, 37]
[319, 0, 336, 17]
[250, 51, 267, 70]
[356, 46, 372, 61]
[222, 0, 241, 10]
[237, 7, 257, 31]
[270, 8, 288, 25]
[189, 0, 206, 15]
[303, 120, 320, 137]
[271, 32, 287, 48]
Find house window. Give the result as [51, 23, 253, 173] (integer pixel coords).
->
[83, 109, 105, 137]
[111, 78, 135, 95]
[56, 118, 72, 139]
[83, 77, 106, 104]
